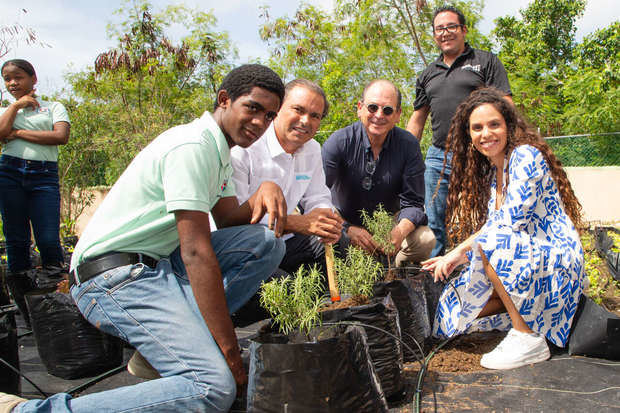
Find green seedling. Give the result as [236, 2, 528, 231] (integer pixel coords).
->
[361, 204, 395, 272]
[260, 265, 324, 336]
[334, 245, 383, 299]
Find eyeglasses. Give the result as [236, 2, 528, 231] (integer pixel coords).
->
[362, 157, 378, 191]
[433, 24, 463, 35]
[365, 103, 395, 116]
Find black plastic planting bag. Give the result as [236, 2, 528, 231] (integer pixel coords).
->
[0, 305, 20, 394]
[25, 290, 124, 379]
[594, 227, 620, 282]
[320, 295, 403, 398]
[373, 274, 428, 362]
[568, 295, 620, 360]
[373, 269, 448, 362]
[247, 324, 388, 412]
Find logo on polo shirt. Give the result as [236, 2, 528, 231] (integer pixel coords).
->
[461, 64, 481, 73]
[221, 180, 228, 192]
[295, 174, 311, 181]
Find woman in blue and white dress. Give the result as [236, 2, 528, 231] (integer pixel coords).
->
[422, 88, 585, 370]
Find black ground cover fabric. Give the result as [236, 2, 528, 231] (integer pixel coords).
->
[25, 290, 124, 379]
[0, 305, 20, 394]
[247, 324, 388, 412]
[320, 295, 404, 398]
[568, 294, 620, 360]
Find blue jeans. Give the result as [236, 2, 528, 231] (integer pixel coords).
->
[424, 145, 452, 257]
[17, 225, 285, 413]
[0, 155, 64, 272]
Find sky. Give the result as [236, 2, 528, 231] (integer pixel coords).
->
[1, 0, 618, 97]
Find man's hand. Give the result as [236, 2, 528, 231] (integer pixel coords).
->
[247, 181, 287, 237]
[287, 208, 343, 243]
[347, 225, 380, 254]
[388, 218, 414, 256]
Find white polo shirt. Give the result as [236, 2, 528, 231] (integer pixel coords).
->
[230, 123, 333, 240]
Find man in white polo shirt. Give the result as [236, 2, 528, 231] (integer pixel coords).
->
[231, 79, 342, 277]
[1, 65, 287, 413]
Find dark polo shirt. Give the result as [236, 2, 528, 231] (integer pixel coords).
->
[322, 122, 427, 229]
[414, 43, 511, 149]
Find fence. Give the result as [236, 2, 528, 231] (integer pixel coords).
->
[545, 133, 620, 167]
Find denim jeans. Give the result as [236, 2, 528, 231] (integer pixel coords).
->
[0, 155, 64, 272]
[424, 145, 452, 258]
[16, 224, 285, 413]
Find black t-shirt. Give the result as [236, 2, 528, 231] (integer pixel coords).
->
[413, 44, 511, 149]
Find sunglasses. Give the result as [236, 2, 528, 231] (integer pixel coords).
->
[362, 157, 378, 191]
[365, 103, 395, 116]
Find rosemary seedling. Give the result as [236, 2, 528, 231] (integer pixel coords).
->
[260, 265, 325, 335]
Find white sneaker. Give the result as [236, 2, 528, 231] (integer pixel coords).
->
[127, 350, 161, 380]
[480, 328, 550, 370]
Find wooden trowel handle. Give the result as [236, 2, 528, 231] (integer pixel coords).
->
[325, 243, 340, 302]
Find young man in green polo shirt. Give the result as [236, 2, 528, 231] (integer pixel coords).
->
[1, 64, 287, 413]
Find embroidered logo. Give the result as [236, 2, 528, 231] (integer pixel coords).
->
[38, 107, 50, 113]
[295, 174, 311, 181]
[461, 64, 481, 73]
[221, 180, 228, 192]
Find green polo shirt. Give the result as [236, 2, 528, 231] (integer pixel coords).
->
[70, 111, 235, 271]
[0, 98, 70, 161]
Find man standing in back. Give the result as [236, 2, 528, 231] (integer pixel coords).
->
[407, 5, 512, 257]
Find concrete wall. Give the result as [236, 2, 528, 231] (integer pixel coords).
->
[74, 167, 620, 236]
[565, 166, 620, 224]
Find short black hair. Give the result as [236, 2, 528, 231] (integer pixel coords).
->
[1, 59, 36, 77]
[284, 79, 330, 119]
[433, 5, 466, 27]
[214, 64, 284, 111]
[362, 79, 402, 110]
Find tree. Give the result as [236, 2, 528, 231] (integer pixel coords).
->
[493, 0, 586, 135]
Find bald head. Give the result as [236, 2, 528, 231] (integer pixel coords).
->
[362, 79, 402, 110]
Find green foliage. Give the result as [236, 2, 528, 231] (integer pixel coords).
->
[260, 0, 487, 145]
[361, 204, 394, 256]
[561, 22, 620, 135]
[334, 246, 383, 298]
[259, 265, 325, 335]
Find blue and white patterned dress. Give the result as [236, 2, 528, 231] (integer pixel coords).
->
[433, 145, 585, 347]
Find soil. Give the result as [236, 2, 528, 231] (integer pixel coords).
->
[321, 295, 370, 310]
[593, 269, 620, 316]
[404, 331, 505, 374]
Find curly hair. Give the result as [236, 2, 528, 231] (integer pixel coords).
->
[441, 87, 584, 245]
[213, 64, 284, 111]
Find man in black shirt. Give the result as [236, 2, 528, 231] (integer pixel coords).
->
[323, 79, 435, 265]
[407, 5, 512, 257]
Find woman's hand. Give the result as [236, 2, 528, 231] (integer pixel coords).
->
[12, 90, 39, 111]
[422, 246, 469, 282]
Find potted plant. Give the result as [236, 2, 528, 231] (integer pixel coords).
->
[321, 246, 405, 399]
[247, 265, 388, 412]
